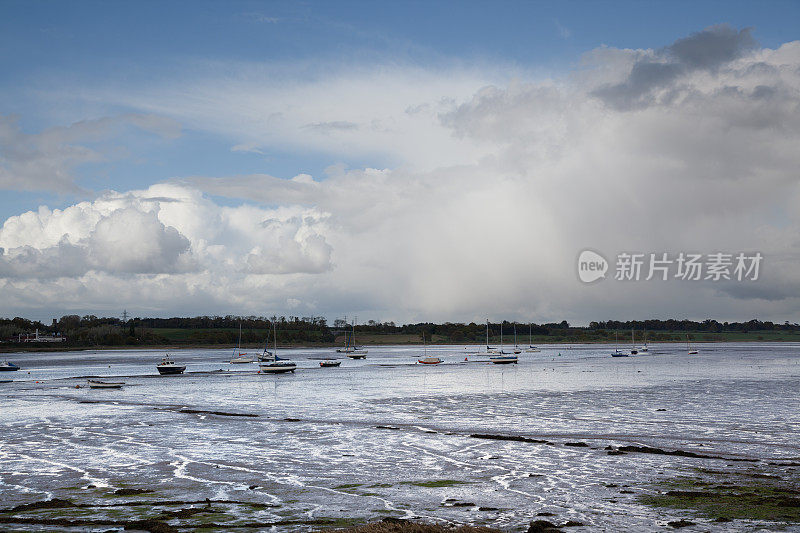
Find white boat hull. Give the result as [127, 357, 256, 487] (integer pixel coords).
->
[88, 380, 124, 389]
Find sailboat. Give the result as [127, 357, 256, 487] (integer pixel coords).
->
[611, 330, 628, 357]
[474, 320, 499, 356]
[490, 322, 518, 364]
[638, 331, 649, 354]
[259, 322, 296, 373]
[512, 324, 521, 354]
[258, 323, 276, 362]
[418, 332, 442, 364]
[230, 322, 254, 363]
[337, 320, 367, 358]
[525, 323, 540, 352]
[630, 329, 638, 355]
[687, 335, 698, 355]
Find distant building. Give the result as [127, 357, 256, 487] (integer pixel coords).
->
[17, 329, 66, 343]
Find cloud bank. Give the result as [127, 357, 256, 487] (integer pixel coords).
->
[2, 25, 800, 323]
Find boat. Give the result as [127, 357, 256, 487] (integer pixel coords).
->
[230, 322, 254, 363]
[687, 335, 698, 355]
[630, 329, 638, 355]
[258, 326, 275, 362]
[417, 333, 442, 364]
[319, 360, 341, 367]
[512, 324, 521, 354]
[611, 331, 628, 357]
[260, 361, 297, 373]
[490, 323, 518, 364]
[259, 322, 296, 373]
[88, 379, 124, 389]
[337, 320, 368, 358]
[525, 324, 540, 352]
[638, 332, 649, 354]
[0, 361, 20, 371]
[156, 355, 186, 375]
[473, 320, 500, 356]
[489, 354, 518, 364]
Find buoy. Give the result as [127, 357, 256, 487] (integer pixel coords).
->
[464, 357, 468, 361]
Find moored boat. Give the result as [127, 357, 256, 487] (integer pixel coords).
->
[489, 322, 518, 363]
[337, 319, 368, 358]
[525, 324, 541, 352]
[319, 360, 341, 367]
[0, 361, 20, 371]
[489, 354, 518, 364]
[259, 322, 296, 373]
[88, 379, 124, 389]
[417, 332, 442, 364]
[260, 361, 297, 373]
[686, 335, 698, 354]
[230, 322, 254, 363]
[156, 355, 186, 375]
[611, 331, 628, 357]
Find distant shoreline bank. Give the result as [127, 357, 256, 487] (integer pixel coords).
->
[1, 337, 797, 354]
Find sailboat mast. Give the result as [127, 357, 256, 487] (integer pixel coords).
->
[235, 321, 242, 356]
[486, 319, 489, 349]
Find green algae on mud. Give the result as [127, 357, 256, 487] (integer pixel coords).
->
[402, 480, 472, 488]
[639, 471, 800, 523]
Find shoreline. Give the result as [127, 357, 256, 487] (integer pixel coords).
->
[1, 337, 798, 354]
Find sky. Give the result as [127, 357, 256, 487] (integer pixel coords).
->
[1, 0, 799, 325]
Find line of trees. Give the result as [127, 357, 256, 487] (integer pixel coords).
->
[1, 316, 798, 348]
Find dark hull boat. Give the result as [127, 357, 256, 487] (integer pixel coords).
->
[156, 355, 186, 375]
[0, 362, 20, 371]
[157, 363, 186, 375]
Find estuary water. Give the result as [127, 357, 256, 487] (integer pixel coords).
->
[1, 343, 799, 531]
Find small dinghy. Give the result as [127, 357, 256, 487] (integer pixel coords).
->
[156, 355, 186, 375]
[319, 360, 341, 367]
[88, 379, 125, 389]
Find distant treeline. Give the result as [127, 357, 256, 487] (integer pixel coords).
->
[0, 315, 798, 348]
[588, 319, 799, 333]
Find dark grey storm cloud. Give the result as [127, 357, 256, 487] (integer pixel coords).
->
[593, 24, 757, 110]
